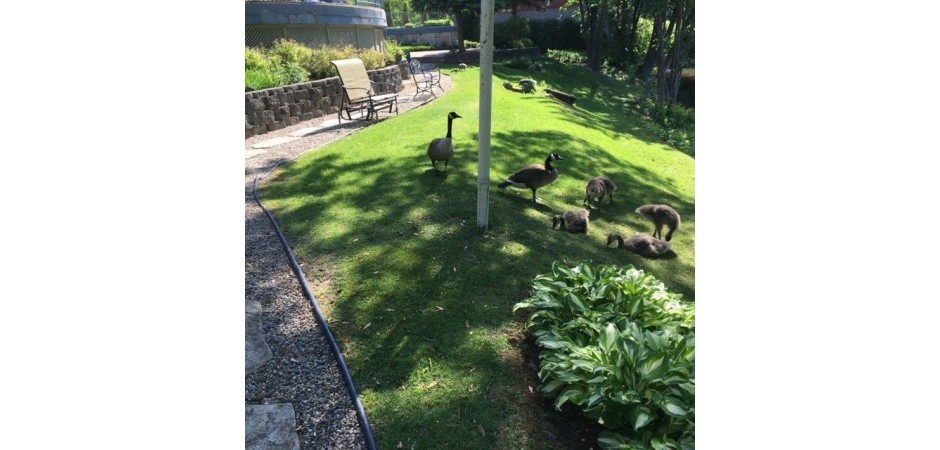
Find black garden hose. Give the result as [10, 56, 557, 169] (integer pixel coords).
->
[252, 164, 378, 450]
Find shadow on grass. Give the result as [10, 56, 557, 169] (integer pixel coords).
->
[493, 61, 693, 159]
[257, 70, 694, 449]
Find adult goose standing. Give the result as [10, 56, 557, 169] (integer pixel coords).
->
[497, 152, 564, 203]
[427, 111, 461, 173]
[606, 232, 672, 258]
[552, 209, 590, 234]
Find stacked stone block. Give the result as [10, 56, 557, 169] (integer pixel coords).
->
[245, 65, 403, 138]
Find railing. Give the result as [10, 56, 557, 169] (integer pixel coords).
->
[246, 0, 383, 7]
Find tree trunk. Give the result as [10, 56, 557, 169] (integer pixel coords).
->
[455, 14, 466, 52]
[579, 1, 590, 49]
[625, 0, 645, 67]
[656, 10, 667, 103]
[588, 1, 607, 71]
[639, 10, 674, 82]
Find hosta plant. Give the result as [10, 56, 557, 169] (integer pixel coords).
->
[513, 263, 695, 450]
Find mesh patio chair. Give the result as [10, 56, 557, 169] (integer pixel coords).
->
[331, 58, 399, 123]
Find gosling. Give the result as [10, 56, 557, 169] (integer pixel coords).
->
[607, 232, 671, 258]
[552, 209, 590, 234]
[635, 204, 681, 241]
[584, 176, 618, 207]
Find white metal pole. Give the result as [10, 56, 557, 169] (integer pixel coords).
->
[477, 0, 495, 229]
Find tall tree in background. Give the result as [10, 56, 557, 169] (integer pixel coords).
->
[510, 0, 548, 17]
[412, 0, 485, 51]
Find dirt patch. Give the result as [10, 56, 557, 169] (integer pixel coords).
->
[509, 326, 606, 450]
[305, 253, 342, 317]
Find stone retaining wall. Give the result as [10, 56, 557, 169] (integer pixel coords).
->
[245, 64, 403, 138]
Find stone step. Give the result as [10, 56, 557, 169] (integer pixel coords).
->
[246, 404, 301, 450]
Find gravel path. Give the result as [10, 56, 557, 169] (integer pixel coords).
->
[245, 74, 453, 450]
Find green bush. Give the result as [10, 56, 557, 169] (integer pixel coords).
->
[464, 40, 480, 49]
[636, 91, 695, 157]
[495, 16, 531, 49]
[384, 40, 406, 64]
[245, 47, 273, 71]
[529, 17, 585, 52]
[404, 22, 415, 28]
[547, 49, 588, 65]
[513, 263, 695, 450]
[504, 56, 534, 70]
[423, 18, 454, 26]
[271, 39, 315, 68]
[401, 43, 435, 54]
[246, 68, 282, 91]
[245, 43, 397, 91]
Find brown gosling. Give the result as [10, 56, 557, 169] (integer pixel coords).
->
[584, 176, 618, 207]
[427, 111, 461, 173]
[635, 204, 681, 241]
[606, 232, 672, 258]
[552, 209, 590, 234]
[497, 152, 564, 203]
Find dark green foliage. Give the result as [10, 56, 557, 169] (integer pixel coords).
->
[547, 49, 588, 65]
[423, 18, 454, 26]
[635, 91, 695, 157]
[503, 56, 534, 70]
[514, 262, 694, 450]
[494, 16, 531, 49]
[529, 17, 585, 52]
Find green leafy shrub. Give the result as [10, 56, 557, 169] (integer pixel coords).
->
[636, 91, 695, 157]
[245, 42, 398, 90]
[495, 16, 531, 49]
[510, 37, 534, 49]
[528, 17, 585, 52]
[423, 18, 454, 26]
[246, 68, 282, 91]
[245, 47, 273, 72]
[547, 49, 588, 65]
[271, 39, 315, 68]
[464, 40, 480, 49]
[513, 263, 695, 450]
[504, 56, 534, 70]
[404, 22, 415, 28]
[400, 43, 435, 54]
[384, 40, 406, 64]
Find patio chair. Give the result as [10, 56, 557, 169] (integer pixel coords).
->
[331, 58, 399, 123]
[408, 58, 443, 98]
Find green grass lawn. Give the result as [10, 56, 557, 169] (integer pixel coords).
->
[260, 59, 694, 449]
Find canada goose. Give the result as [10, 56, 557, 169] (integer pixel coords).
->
[497, 152, 564, 203]
[635, 204, 681, 241]
[607, 232, 671, 258]
[584, 176, 618, 207]
[427, 112, 461, 173]
[552, 209, 590, 234]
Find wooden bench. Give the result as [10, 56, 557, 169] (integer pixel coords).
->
[331, 58, 399, 123]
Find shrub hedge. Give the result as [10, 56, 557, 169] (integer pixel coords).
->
[514, 262, 695, 450]
[245, 39, 397, 91]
